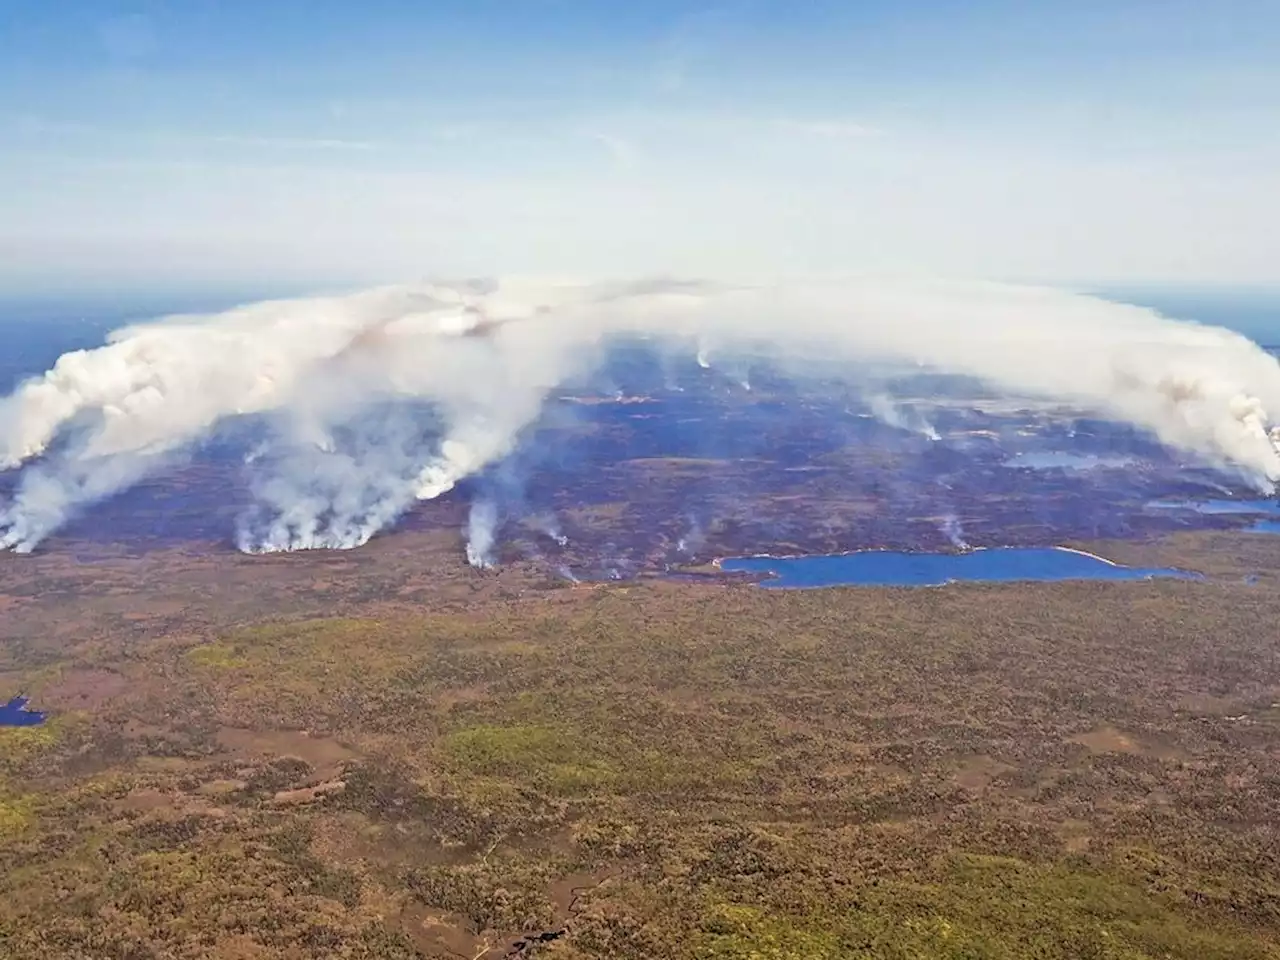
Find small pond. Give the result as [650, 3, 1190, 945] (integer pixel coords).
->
[0, 695, 46, 727]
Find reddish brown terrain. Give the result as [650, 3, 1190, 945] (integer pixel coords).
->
[2, 525, 1280, 958]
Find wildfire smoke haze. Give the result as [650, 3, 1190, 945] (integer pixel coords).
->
[3, 276, 1279, 555]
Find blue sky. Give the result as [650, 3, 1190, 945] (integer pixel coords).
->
[1, 1, 1277, 293]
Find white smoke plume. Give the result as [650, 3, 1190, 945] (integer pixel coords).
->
[676, 512, 706, 555]
[530, 513, 569, 547]
[939, 513, 970, 551]
[3, 275, 1280, 553]
[867, 394, 942, 441]
[0, 451, 163, 553]
[465, 498, 499, 569]
[691, 337, 758, 391]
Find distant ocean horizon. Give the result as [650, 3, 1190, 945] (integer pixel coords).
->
[1092, 286, 1280, 346]
[0, 283, 1276, 386]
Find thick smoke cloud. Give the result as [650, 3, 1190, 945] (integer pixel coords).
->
[2, 276, 1280, 554]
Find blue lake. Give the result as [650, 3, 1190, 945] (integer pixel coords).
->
[0, 695, 46, 727]
[720, 547, 1195, 588]
[1146, 499, 1280, 534]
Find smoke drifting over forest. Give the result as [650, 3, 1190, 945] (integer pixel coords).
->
[2, 276, 1279, 555]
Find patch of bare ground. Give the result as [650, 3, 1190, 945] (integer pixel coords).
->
[272, 780, 347, 806]
[433, 684, 495, 711]
[39, 667, 130, 711]
[210, 936, 270, 960]
[392, 866, 614, 960]
[1058, 818, 1094, 853]
[116, 786, 229, 819]
[397, 903, 498, 960]
[1068, 725, 1187, 761]
[1069, 726, 1146, 755]
[215, 727, 360, 777]
[117, 788, 175, 814]
[120, 599, 188, 621]
[311, 811, 466, 872]
[548, 869, 613, 916]
[953, 754, 1015, 791]
[198, 779, 248, 797]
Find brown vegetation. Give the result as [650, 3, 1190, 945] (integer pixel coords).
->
[2, 530, 1280, 957]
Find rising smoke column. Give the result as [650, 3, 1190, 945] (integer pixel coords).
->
[465, 498, 499, 568]
[529, 513, 569, 546]
[0, 451, 165, 553]
[939, 513, 970, 550]
[867, 394, 942, 441]
[3, 276, 1280, 554]
[234, 405, 443, 553]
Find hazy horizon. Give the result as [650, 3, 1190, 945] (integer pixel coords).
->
[3, 283, 1278, 345]
[2, 1, 1277, 292]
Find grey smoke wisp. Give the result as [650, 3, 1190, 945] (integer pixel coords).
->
[3, 276, 1280, 554]
[867, 394, 941, 441]
[465, 498, 499, 569]
[939, 513, 970, 551]
[530, 514, 569, 547]
[233, 399, 450, 552]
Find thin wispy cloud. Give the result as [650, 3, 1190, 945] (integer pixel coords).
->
[5, 116, 382, 152]
[589, 132, 640, 170]
[429, 125, 481, 143]
[205, 134, 381, 152]
[776, 119, 883, 140]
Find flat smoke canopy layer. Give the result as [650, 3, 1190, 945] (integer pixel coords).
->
[2, 276, 1280, 554]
